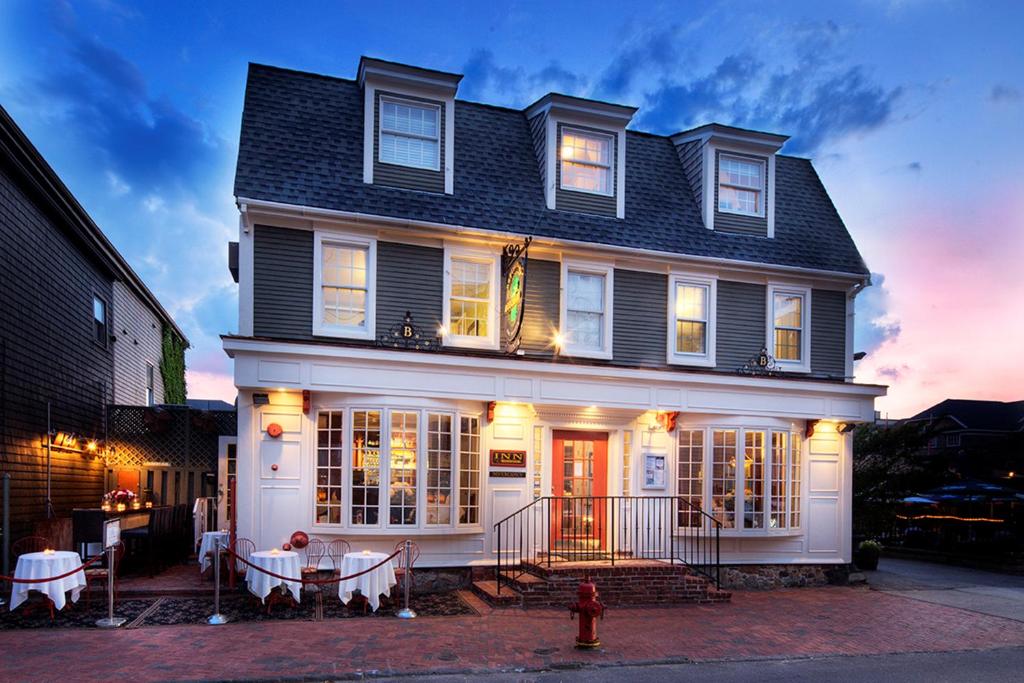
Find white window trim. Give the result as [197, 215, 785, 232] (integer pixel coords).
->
[559, 126, 615, 198]
[666, 273, 717, 368]
[678, 424, 804, 537]
[559, 260, 614, 360]
[377, 95, 441, 172]
[717, 153, 766, 218]
[442, 245, 500, 351]
[312, 231, 377, 340]
[766, 284, 812, 373]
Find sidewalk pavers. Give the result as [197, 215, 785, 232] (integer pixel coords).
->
[4, 585, 1024, 681]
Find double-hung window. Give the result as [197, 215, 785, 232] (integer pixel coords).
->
[768, 285, 810, 371]
[145, 365, 155, 406]
[314, 233, 376, 340]
[718, 154, 765, 217]
[443, 248, 498, 349]
[93, 295, 107, 347]
[560, 262, 613, 359]
[379, 97, 440, 170]
[668, 275, 716, 366]
[560, 128, 613, 195]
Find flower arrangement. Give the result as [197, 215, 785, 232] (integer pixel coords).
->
[102, 488, 137, 506]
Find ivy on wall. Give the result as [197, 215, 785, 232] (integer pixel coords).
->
[159, 325, 187, 404]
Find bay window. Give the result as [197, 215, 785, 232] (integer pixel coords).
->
[379, 97, 440, 171]
[443, 248, 498, 349]
[560, 127, 613, 195]
[560, 262, 613, 359]
[668, 275, 716, 366]
[677, 425, 803, 533]
[313, 232, 376, 340]
[767, 284, 810, 371]
[314, 407, 482, 531]
[718, 154, 765, 217]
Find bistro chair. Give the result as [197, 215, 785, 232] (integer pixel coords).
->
[391, 539, 421, 596]
[327, 539, 352, 575]
[85, 541, 124, 605]
[301, 538, 327, 595]
[12, 536, 51, 557]
[232, 537, 256, 581]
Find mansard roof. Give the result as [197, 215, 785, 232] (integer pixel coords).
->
[234, 62, 869, 277]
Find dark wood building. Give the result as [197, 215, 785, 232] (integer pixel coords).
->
[0, 105, 188, 544]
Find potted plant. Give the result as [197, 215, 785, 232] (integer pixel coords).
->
[855, 539, 882, 571]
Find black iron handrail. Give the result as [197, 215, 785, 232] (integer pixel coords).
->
[494, 495, 721, 595]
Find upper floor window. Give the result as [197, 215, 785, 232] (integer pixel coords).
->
[379, 97, 440, 171]
[718, 154, 765, 217]
[443, 247, 498, 350]
[560, 262, 613, 359]
[92, 295, 107, 347]
[146, 364, 155, 406]
[946, 434, 961, 447]
[560, 128, 613, 196]
[313, 232, 376, 340]
[767, 285, 810, 372]
[668, 275, 716, 367]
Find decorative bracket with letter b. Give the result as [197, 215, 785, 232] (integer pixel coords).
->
[376, 311, 441, 351]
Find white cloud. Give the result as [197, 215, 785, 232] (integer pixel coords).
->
[106, 170, 131, 196]
[143, 194, 166, 213]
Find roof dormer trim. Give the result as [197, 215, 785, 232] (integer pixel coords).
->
[671, 123, 788, 154]
[357, 56, 463, 97]
[525, 92, 637, 128]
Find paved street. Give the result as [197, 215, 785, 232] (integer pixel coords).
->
[868, 557, 1024, 622]
[368, 647, 1024, 682]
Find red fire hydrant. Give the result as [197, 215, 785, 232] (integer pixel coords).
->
[568, 579, 606, 649]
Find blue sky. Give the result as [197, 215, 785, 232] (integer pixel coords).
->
[1, 0, 1021, 416]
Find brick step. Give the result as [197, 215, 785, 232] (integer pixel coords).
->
[486, 561, 731, 608]
[470, 579, 521, 607]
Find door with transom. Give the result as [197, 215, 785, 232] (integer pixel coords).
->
[551, 430, 609, 553]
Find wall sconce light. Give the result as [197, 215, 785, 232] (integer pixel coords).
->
[837, 422, 857, 434]
[437, 324, 448, 338]
[552, 332, 565, 349]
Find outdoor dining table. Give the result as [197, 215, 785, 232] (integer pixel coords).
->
[197, 530, 231, 573]
[338, 551, 397, 612]
[9, 550, 87, 611]
[245, 550, 302, 603]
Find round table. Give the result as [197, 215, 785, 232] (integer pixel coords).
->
[338, 551, 397, 612]
[198, 531, 231, 573]
[246, 550, 302, 603]
[9, 551, 87, 611]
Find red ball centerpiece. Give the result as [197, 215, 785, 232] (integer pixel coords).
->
[289, 530, 309, 549]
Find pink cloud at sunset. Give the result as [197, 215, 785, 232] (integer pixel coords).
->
[186, 369, 237, 405]
[855, 185, 1024, 418]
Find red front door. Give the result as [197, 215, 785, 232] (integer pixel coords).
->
[551, 431, 609, 552]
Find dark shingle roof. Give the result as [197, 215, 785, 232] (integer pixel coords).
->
[234, 64, 869, 276]
[906, 399, 1024, 431]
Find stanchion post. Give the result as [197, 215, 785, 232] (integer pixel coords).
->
[396, 539, 416, 619]
[207, 536, 228, 625]
[96, 544, 126, 628]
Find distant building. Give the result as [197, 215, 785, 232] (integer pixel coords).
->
[0, 105, 188, 540]
[902, 399, 1024, 483]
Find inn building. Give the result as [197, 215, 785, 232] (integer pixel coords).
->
[224, 57, 885, 587]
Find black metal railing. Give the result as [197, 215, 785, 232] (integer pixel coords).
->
[494, 496, 721, 594]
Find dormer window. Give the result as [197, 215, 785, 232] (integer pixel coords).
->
[718, 155, 765, 217]
[379, 97, 440, 171]
[560, 128, 613, 196]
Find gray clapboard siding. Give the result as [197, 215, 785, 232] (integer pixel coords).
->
[253, 225, 314, 339]
[373, 90, 445, 193]
[520, 259, 560, 355]
[528, 112, 547, 195]
[677, 139, 705, 224]
[376, 241, 444, 338]
[555, 122, 617, 217]
[613, 269, 667, 367]
[714, 150, 768, 237]
[811, 289, 847, 378]
[716, 280, 767, 371]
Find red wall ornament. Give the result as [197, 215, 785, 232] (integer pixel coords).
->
[656, 411, 680, 432]
[302, 390, 311, 415]
[266, 422, 283, 438]
[806, 419, 819, 438]
[486, 401, 496, 423]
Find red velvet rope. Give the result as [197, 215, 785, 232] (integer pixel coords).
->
[0, 552, 105, 584]
[221, 547, 402, 586]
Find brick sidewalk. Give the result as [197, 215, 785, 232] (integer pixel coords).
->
[4, 586, 1024, 682]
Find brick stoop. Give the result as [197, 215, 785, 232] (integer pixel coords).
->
[474, 559, 731, 608]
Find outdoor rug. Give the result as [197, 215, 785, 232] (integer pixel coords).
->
[0, 597, 154, 630]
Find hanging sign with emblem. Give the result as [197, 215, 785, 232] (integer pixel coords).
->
[502, 236, 532, 354]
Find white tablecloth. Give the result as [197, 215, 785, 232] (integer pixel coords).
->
[246, 550, 302, 603]
[338, 552, 397, 612]
[9, 551, 87, 611]
[198, 531, 231, 573]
